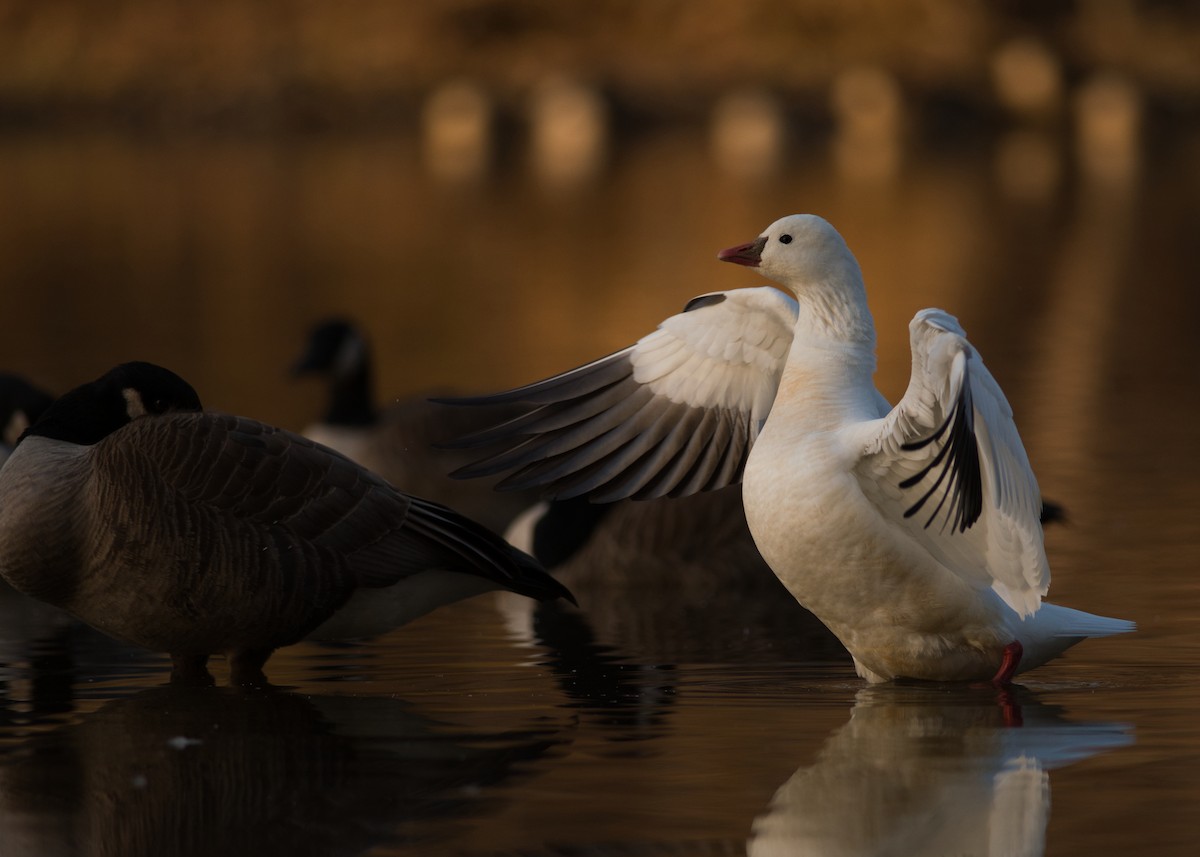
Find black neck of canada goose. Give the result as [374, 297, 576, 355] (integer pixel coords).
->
[327, 363, 376, 426]
[293, 320, 377, 426]
[21, 362, 203, 446]
[532, 497, 615, 568]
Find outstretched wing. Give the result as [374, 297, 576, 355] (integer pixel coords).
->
[440, 287, 799, 502]
[854, 309, 1048, 616]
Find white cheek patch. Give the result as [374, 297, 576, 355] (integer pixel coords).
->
[122, 388, 147, 419]
[3, 410, 30, 446]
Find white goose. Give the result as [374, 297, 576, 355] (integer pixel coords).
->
[446, 214, 1134, 683]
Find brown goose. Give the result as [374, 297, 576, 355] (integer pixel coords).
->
[0, 362, 573, 685]
[291, 318, 538, 533]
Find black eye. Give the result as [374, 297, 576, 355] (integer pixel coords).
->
[152, 398, 168, 413]
[779, 234, 793, 244]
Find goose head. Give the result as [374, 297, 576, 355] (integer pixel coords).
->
[292, 319, 370, 382]
[718, 214, 874, 345]
[23, 362, 203, 446]
[292, 318, 375, 425]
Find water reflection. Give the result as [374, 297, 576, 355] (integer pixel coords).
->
[0, 583, 72, 669]
[528, 604, 678, 742]
[0, 685, 567, 857]
[748, 684, 1133, 857]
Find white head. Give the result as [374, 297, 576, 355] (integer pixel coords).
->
[718, 214, 874, 345]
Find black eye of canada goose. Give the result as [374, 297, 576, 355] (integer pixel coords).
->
[779, 234, 793, 244]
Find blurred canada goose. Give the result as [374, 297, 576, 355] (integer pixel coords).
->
[0, 362, 573, 685]
[0, 373, 71, 660]
[508, 487, 1064, 574]
[291, 318, 538, 532]
[442, 214, 1130, 684]
[0, 373, 54, 466]
[500, 489, 849, 669]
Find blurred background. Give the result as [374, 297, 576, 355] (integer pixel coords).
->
[0, 0, 1196, 421]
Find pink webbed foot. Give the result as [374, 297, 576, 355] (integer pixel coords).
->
[991, 640, 1024, 686]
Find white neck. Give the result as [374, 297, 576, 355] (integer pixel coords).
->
[787, 270, 877, 350]
[764, 281, 880, 437]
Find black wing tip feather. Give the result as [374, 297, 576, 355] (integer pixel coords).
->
[409, 497, 578, 606]
[429, 392, 513, 407]
[898, 382, 983, 534]
[505, 546, 579, 606]
[683, 293, 727, 312]
[1039, 499, 1067, 526]
[431, 355, 637, 455]
[430, 343, 752, 504]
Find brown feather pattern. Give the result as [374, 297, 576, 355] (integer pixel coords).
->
[3, 411, 570, 669]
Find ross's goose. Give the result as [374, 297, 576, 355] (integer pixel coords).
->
[0, 362, 573, 685]
[443, 214, 1133, 684]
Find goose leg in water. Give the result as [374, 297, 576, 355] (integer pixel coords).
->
[228, 647, 274, 687]
[992, 641, 1023, 686]
[170, 653, 215, 686]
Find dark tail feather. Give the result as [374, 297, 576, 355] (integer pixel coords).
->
[398, 496, 577, 606]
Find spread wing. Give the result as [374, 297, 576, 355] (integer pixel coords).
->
[439, 287, 799, 502]
[854, 309, 1048, 616]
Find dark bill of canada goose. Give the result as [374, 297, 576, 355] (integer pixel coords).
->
[0, 362, 575, 685]
[291, 318, 540, 533]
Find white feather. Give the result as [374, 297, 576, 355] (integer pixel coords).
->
[456, 214, 1134, 682]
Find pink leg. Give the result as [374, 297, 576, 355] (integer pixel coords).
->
[992, 640, 1024, 686]
[996, 690, 1023, 727]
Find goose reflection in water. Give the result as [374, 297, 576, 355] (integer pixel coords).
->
[0, 686, 567, 857]
[748, 685, 1133, 857]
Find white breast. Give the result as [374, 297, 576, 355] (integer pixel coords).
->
[741, 371, 1008, 682]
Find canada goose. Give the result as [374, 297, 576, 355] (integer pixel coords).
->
[508, 487, 1063, 575]
[500, 488, 849, 669]
[0, 373, 71, 660]
[0, 373, 53, 466]
[291, 318, 537, 532]
[442, 214, 1132, 684]
[0, 362, 574, 685]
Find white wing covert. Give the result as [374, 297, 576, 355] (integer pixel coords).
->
[855, 309, 1049, 616]
[441, 287, 798, 502]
